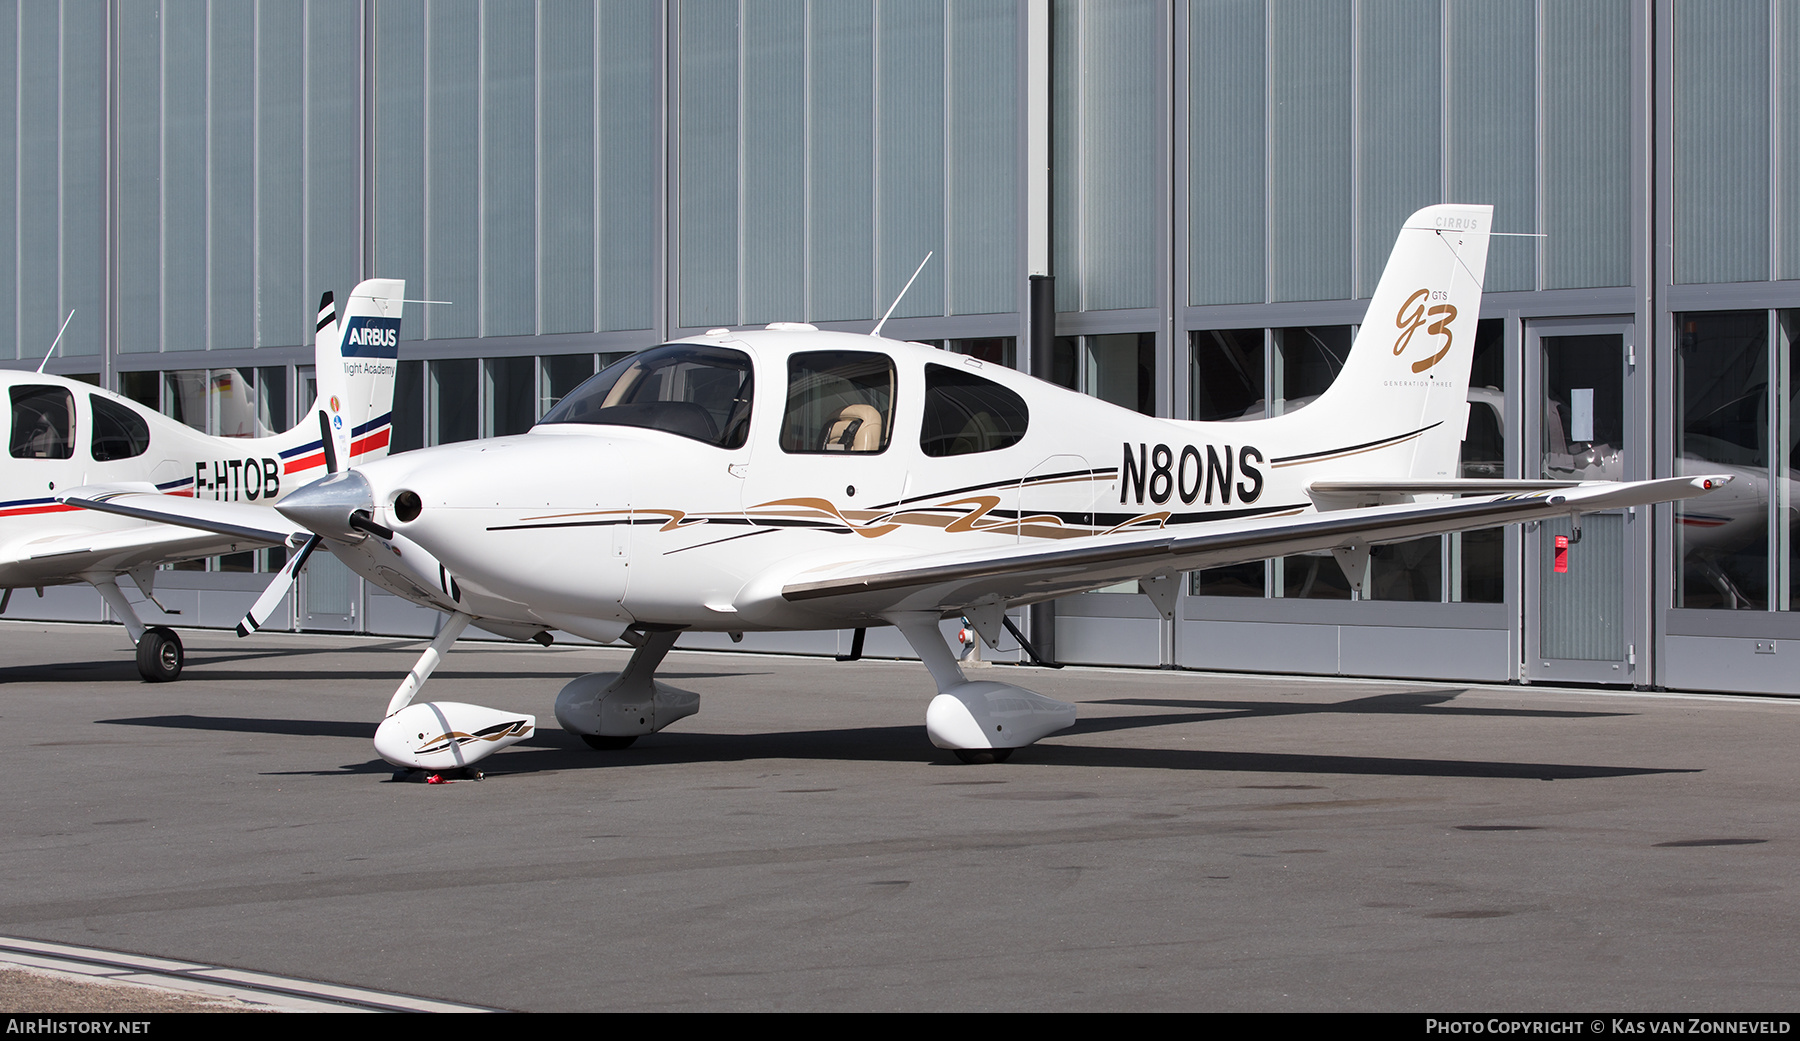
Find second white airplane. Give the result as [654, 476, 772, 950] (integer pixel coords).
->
[69, 206, 1730, 773]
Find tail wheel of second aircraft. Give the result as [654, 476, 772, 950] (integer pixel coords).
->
[580, 734, 637, 751]
[135, 626, 183, 683]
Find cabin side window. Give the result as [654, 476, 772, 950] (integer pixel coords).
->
[780, 351, 897, 454]
[90, 394, 152, 461]
[920, 364, 1029, 457]
[9, 385, 75, 460]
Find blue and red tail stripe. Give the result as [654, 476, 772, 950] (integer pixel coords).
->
[281, 437, 327, 475]
[351, 411, 392, 459]
[0, 495, 79, 518]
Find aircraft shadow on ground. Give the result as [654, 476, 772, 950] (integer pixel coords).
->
[1086, 688, 1632, 723]
[92, 684, 1680, 783]
[10, 660, 763, 684]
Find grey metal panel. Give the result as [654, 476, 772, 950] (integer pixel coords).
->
[1446, 0, 1534, 293]
[4, 583, 107, 624]
[257, 0, 305, 347]
[1050, 0, 1078, 312]
[1672, 0, 1769, 285]
[1662, 634, 1800, 694]
[1179, 618, 1340, 674]
[426, 0, 479, 340]
[115, 1, 161, 355]
[1355, 0, 1440, 299]
[539, 0, 594, 335]
[877, 0, 944, 319]
[947, 0, 1015, 316]
[675, 0, 737, 329]
[1539, 514, 1626, 661]
[0, 1, 13, 358]
[374, 0, 426, 340]
[1542, 0, 1630, 289]
[1187, 0, 1263, 307]
[808, 1, 874, 322]
[1268, 1, 1351, 302]
[308, 0, 362, 330]
[163, 0, 207, 353]
[209, 2, 255, 352]
[1334, 623, 1511, 683]
[17, 0, 59, 358]
[1782, 0, 1800, 280]
[481, 0, 534, 336]
[596, 0, 658, 332]
[59, 0, 105, 359]
[365, 589, 440, 637]
[740, 0, 803, 326]
[1076, 0, 1157, 312]
[1053, 613, 1162, 666]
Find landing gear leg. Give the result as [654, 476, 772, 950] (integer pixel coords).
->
[87, 574, 183, 682]
[885, 611, 1076, 761]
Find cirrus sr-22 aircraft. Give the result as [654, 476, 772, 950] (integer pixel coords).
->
[62, 206, 1733, 776]
[2, 279, 405, 680]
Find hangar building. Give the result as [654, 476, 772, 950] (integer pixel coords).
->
[3, 0, 1794, 695]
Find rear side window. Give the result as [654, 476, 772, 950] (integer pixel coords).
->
[91, 394, 151, 461]
[10, 385, 74, 459]
[920, 364, 1029, 456]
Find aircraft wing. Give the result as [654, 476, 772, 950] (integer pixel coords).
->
[55, 486, 299, 545]
[5, 502, 286, 579]
[777, 476, 1728, 617]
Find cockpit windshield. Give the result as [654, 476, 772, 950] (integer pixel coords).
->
[537, 343, 753, 449]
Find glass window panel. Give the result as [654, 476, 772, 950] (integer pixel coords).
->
[211, 369, 259, 438]
[948, 337, 1015, 368]
[119, 371, 159, 411]
[1189, 562, 1265, 598]
[256, 366, 288, 435]
[1455, 319, 1507, 603]
[432, 358, 479, 445]
[1676, 310, 1770, 609]
[1274, 326, 1351, 413]
[543, 354, 596, 415]
[392, 359, 424, 454]
[1188, 328, 1264, 421]
[487, 356, 536, 436]
[1088, 333, 1155, 415]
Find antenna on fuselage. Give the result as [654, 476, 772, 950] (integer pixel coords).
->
[34, 310, 74, 374]
[871, 252, 934, 339]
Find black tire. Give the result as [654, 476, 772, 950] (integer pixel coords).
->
[136, 626, 183, 683]
[581, 734, 637, 751]
[953, 748, 1012, 765]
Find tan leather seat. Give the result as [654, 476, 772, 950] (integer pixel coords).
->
[822, 403, 884, 451]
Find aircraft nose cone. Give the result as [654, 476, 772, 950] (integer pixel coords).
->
[277, 469, 375, 540]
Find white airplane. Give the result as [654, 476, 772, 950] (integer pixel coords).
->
[2, 279, 405, 680]
[64, 205, 1733, 774]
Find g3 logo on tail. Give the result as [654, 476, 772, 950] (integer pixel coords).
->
[1395, 288, 1456, 374]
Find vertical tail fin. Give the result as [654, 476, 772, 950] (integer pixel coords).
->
[314, 278, 405, 469]
[1305, 204, 1492, 480]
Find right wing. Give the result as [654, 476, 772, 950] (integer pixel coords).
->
[772, 476, 1728, 618]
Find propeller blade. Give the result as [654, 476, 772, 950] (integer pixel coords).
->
[236, 534, 320, 637]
